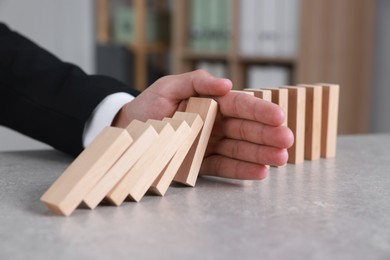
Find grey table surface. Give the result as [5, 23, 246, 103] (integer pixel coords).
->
[1, 134, 390, 260]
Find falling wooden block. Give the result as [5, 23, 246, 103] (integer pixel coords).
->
[299, 84, 323, 160]
[83, 120, 159, 209]
[244, 89, 272, 101]
[149, 113, 203, 196]
[281, 86, 306, 164]
[40, 127, 132, 216]
[263, 88, 288, 126]
[106, 119, 191, 204]
[317, 83, 340, 158]
[173, 97, 218, 187]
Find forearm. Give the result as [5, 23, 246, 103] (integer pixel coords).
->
[0, 23, 139, 156]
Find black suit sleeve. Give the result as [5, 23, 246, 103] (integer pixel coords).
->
[0, 23, 140, 156]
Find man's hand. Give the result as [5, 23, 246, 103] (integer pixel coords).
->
[113, 70, 294, 180]
[202, 92, 293, 180]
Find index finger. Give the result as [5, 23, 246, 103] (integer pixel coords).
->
[214, 92, 285, 126]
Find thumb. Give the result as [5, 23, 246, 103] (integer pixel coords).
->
[150, 70, 232, 100]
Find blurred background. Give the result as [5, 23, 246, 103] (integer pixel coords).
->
[0, 0, 388, 151]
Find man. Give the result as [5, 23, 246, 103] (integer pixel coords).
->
[0, 23, 293, 180]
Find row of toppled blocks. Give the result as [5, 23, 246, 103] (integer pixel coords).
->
[41, 97, 217, 216]
[41, 83, 339, 216]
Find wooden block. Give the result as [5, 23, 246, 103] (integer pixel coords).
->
[243, 89, 272, 101]
[263, 88, 288, 126]
[230, 90, 255, 96]
[299, 84, 323, 160]
[245, 88, 280, 167]
[173, 97, 218, 186]
[317, 83, 340, 158]
[40, 127, 132, 216]
[281, 86, 306, 164]
[83, 120, 159, 209]
[149, 112, 204, 196]
[106, 119, 191, 204]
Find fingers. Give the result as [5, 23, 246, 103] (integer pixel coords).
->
[200, 155, 268, 180]
[220, 118, 294, 149]
[150, 70, 232, 100]
[199, 91, 293, 181]
[215, 92, 285, 126]
[212, 138, 289, 166]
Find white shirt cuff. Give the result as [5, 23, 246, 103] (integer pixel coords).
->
[83, 92, 134, 147]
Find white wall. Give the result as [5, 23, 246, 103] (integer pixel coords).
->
[371, 0, 390, 133]
[0, 0, 95, 151]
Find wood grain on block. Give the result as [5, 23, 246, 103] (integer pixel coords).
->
[173, 97, 218, 186]
[281, 86, 306, 164]
[106, 119, 191, 204]
[83, 120, 159, 209]
[300, 85, 323, 160]
[244, 89, 272, 101]
[317, 83, 340, 158]
[149, 112, 203, 196]
[264, 88, 288, 126]
[40, 127, 132, 216]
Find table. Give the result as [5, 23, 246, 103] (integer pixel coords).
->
[1, 134, 390, 259]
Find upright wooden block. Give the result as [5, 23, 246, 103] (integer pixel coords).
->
[244, 89, 272, 101]
[40, 127, 132, 216]
[173, 97, 218, 187]
[299, 85, 323, 160]
[281, 86, 306, 164]
[83, 120, 159, 209]
[230, 90, 255, 96]
[106, 119, 191, 204]
[263, 88, 288, 126]
[317, 83, 340, 158]
[149, 113, 203, 196]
